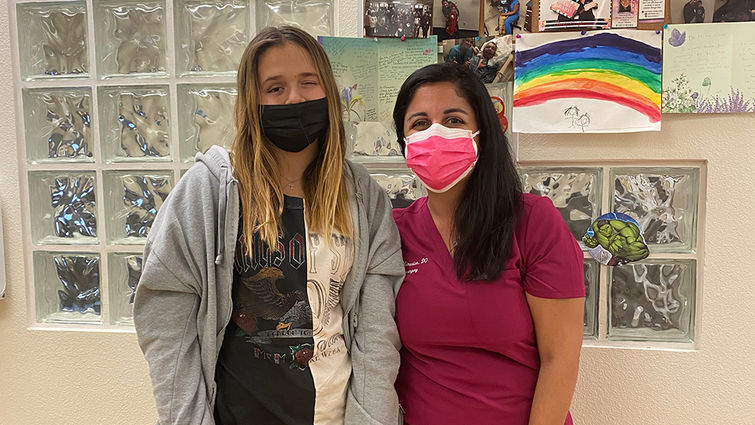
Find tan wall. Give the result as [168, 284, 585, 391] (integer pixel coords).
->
[520, 115, 755, 424]
[1, 1, 753, 424]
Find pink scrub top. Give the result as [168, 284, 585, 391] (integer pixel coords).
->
[392, 194, 584, 425]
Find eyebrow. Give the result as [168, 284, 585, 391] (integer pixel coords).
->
[406, 108, 470, 121]
[261, 72, 320, 85]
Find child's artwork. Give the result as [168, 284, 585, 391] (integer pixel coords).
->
[539, 0, 611, 31]
[613, 0, 639, 27]
[583, 212, 650, 266]
[486, 82, 513, 139]
[513, 30, 662, 133]
[662, 22, 755, 113]
[320, 36, 437, 161]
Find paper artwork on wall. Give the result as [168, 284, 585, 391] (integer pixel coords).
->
[320, 36, 437, 161]
[612, 0, 639, 28]
[513, 30, 662, 133]
[662, 22, 755, 113]
[539, 0, 611, 31]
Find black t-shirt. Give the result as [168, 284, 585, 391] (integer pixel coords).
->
[214, 196, 315, 425]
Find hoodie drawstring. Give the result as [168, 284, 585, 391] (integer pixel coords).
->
[215, 165, 228, 265]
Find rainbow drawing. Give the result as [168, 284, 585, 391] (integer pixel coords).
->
[513, 30, 662, 133]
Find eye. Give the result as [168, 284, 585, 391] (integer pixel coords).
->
[445, 116, 465, 126]
[410, 119, 430, 130]
[267, 86, 283, 94]
[302, 80, 319, 86]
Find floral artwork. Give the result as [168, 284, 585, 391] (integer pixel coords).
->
[662, 23, 755, 114]
[341, 84, 364, 121]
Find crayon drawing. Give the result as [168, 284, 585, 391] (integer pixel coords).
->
[513, 30, 662, 133]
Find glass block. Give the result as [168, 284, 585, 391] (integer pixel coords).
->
[257, 0, 333, 38]
[33, 251, 101, 324]
[583, 258, 599, 338]
[608, 259, 696, 342]
[94, 1, 168, 78]
[17, 2, 89, 80]
[369, 169, 426, 209]
[174, 1, 249, 75]
[177, 84, 237, 161]
[28, 171, 97, 245]
[98, 85, 171, 162]
[345, 121, 404, 163]
[22, 87, 94, 163]
[520, 167, 603, 244]
[611, 168, 699, 252]
[108, 253, 143, 325]
[103, 170, 173, 244]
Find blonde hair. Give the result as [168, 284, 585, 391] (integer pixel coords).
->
[231, 26, 352, 251]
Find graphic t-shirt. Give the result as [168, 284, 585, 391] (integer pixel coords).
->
[392, 194, 585, 425]
[214, 195, 353, 425]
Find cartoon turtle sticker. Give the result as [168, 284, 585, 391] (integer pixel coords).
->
[582, 212, 649, 266]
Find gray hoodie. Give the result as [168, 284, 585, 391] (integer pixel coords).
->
[134, 146, 404, 425]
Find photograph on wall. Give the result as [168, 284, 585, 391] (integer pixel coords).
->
[513, 30, 662, 133]
[670, 0, 755, 23]
[320, 35, 438, 160]
[364, 0, 434, 38]
[473, 36, 515, 83]
[539, 0, 611, 31]
[433, 0, 481, 41]
[662, 22, 755, 113]
[484, 0, 525, 36]
[613, 0, 640, 27]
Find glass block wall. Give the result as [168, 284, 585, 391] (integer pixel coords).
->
[520, 165, 703, 346]
[14, 0, 334, 328]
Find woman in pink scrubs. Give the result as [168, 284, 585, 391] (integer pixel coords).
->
[391, 63, 585, 425]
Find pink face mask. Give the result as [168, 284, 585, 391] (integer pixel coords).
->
[404, 123, 479, 193]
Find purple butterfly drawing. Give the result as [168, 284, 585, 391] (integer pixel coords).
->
[668, 28, 686, 47]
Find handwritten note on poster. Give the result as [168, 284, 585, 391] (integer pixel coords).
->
[663, 22, 755, 113]
[514, 30, 662, 133]
[320, 36, 438, 123]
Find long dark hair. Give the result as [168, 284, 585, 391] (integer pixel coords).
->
[393, 63, 522, 281]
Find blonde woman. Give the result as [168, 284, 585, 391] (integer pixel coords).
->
[134, 26, 404, 425]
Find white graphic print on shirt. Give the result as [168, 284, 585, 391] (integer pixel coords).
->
[306, 231, 353, 425]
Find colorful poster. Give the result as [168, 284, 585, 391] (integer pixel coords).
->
[662, 22, 755, 113]
[613, 0, 640, 27]
[320, 36, 437, 161]
[513, 30, 662, 133]
[539, 0, 611, 31]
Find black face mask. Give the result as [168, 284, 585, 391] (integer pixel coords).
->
[259, 97, 330, 152]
